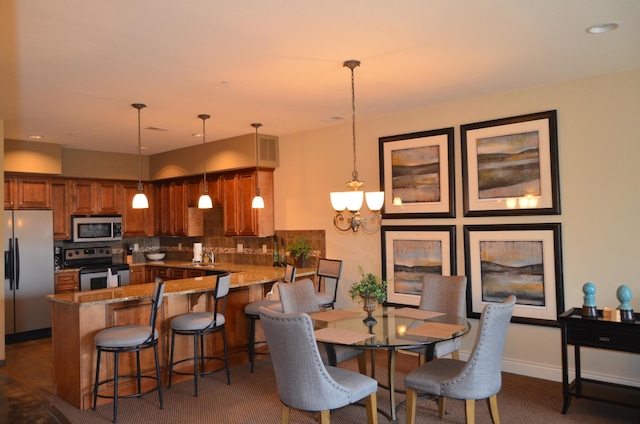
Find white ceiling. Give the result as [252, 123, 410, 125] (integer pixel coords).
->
[1, 1, 639, 155]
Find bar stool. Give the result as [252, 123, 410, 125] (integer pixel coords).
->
[244, 264, 296, 372]
[168, 273, 231, 396]
[93, 278, 165, 424]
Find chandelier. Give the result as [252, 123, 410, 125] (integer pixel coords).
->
[330, 60, 384, 232]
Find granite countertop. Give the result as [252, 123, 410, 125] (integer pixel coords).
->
[47, 263, 316, 306]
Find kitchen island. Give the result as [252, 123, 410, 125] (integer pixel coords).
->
[46, 264, 315, 410]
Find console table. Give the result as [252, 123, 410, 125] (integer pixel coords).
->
[559, 307, 640, 414]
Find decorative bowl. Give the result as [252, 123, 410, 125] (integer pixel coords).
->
[145, 251, 166, 261]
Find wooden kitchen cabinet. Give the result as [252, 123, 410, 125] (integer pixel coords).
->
[121, 182, 154, 237]
[51, 180, 71, 240]
[129, 265, 146, 285]
[54, 272, 79, 294]
[70, 180, 121, 215]
[222, 169, 274, 237]
[4, 175, 51, 209]
[153, 180, 203, 237]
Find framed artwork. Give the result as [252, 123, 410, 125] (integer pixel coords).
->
[464, 223, 564, 326]
[379, 128, 455, 218]
[381, 225, 456, 306]
[461, 110, 560, 217]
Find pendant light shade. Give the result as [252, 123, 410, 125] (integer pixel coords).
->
[131, 103, 149, 209]
[197, 114, 213, 209]
[251, 123, 264, 209]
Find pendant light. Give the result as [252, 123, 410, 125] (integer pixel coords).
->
[131, 103, 149, 209]
[197, 114, 213, 209]
[330, 60, 384, 232]
[251, 123, 264, 209]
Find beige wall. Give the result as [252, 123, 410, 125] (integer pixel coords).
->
[4, 139, 61, 174]
[275, 68, 640, 384]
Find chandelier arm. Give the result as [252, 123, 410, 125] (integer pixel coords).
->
[357, 212, 382, 233]
[333, 212, 355, 233]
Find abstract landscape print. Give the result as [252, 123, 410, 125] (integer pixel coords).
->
[476, 131, 541, 200]
[391, 144, 441, 203]
[479, 239, 544, 306]
[392, 238, 443, 296]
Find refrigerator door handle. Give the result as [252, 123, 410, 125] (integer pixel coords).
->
[6, 238, 14, 289]
[15, 237, 20, 289]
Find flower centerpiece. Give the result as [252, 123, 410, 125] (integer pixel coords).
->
[286, 237, 311, 268]
[349, 266, 387, 324]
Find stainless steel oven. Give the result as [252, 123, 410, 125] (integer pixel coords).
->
[80, 264, 130, 291]
[64, 246, 130, 291]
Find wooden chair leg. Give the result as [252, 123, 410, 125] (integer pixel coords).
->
[281, 404, 290, 424]
[357, 353, 367, 375]
[365, 393, 378, 424]
[405, 387, 417, 424]
[319, 410, 330, 424]
[438, 396, 446, 419]
[464, 399, 475, 424]
[452, 350, 460, 360]
[418, 353, 426, 366]
[488, 395, 500, 424]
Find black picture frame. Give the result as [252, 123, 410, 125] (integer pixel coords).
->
[461, 110, 560, 217]
[379, 128, 455, 218]
[463, 223, 564, 327]
[381, 225, 456, 306]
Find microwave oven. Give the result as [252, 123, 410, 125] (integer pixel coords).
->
[72, 215, 123, 242]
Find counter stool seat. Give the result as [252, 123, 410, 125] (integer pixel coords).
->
[244, 264, 296, 372]
[168, 273, 232, 397]
[93, 279, 165, 424]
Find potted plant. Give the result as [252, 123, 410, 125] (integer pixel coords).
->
[286, 237, 311, 268]
[349, 266, 387, 324]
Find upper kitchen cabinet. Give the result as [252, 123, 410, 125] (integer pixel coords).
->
[185, 176, 221, 207]
[122, 182, 154, 237]
[51, 180, 71, 240]
[70, 180, 121, 215]
[222, 169, 274, 237]
[4, 175, 51, 209]
[153, 179, 203, 237]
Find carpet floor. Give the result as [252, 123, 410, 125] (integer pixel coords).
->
[34, 352, 638, 424]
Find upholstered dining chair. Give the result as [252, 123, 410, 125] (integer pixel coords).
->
[243, 264, 296, 372]
[278, 279, 367, 373]
[93, 278, 165, 424]
[404, 295, 516, 424]
[408, 275, 467, 365]
[259, 307, 379, 424]
[168, 273, 232, 396]
[314, 258, 343, 309]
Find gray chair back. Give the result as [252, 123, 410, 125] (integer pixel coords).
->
[259, 307, 362, 411]
[278, 279, 320, 314]
[283, 264, 297, 283]
[419, 275, 467, 316]
[149, 278, 166, 330]
[211, 273, 231, 321]
[316, 258, 342, 305]
[444, 295, 516, 400]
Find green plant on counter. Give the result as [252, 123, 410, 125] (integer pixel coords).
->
[286, 237, 311, 261]
[349, 265, 387, 304]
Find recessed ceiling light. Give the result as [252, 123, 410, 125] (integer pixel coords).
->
[586, 22, 620, 34]
[145, 126, 168, 131]
[192, 133, 203, 137]
[27, 135, 44, 139]
[221, 80, 231, 87]
[324, 116, 344, 122]
[139, 146, 150, 151]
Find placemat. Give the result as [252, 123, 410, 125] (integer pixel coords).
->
[314, 327, 372, 345]
[309, 309, 360, 322]
[405, 322, 467, 339]
[387, 307, 445, 320]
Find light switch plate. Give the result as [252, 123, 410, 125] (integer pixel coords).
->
[262, 244, 267, 253]
[237, 243, 243, 253]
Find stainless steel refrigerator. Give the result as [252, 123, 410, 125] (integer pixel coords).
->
[4, 210, 54, 342]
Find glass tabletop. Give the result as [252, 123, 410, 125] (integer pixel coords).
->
[311, 305, 471, 350]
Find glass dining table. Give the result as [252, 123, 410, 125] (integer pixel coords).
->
[309, 305, 471, 422]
